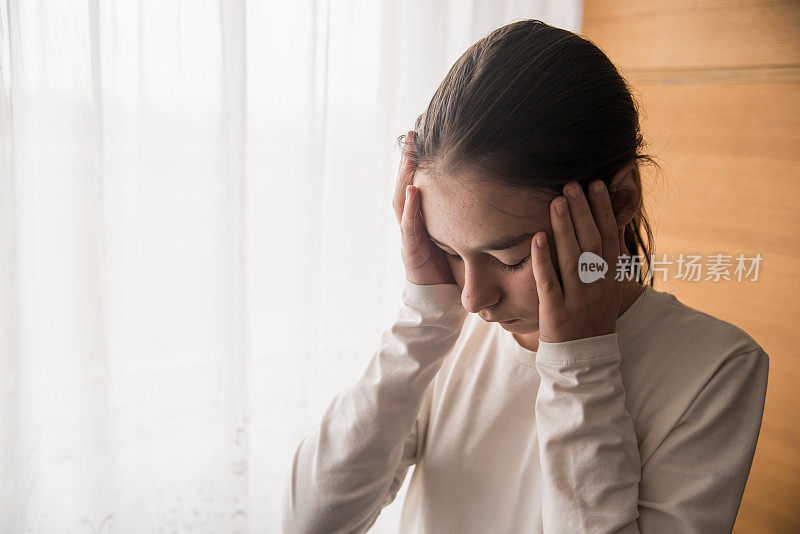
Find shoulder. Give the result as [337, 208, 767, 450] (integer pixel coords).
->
[624, 286, 767, 368]
[620, 287, 769, 461]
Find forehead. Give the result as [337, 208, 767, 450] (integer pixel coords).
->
[413, 168, 554, 251]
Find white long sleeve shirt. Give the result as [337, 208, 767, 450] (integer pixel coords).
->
[282, 280, 769, 533]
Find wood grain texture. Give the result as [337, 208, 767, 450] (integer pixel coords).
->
[583, 0, 800, 69]
[583, 1, 800, 532]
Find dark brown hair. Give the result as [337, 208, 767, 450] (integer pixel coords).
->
[398, 19, 659, 286]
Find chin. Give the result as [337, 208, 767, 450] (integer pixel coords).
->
[501, 318, 537, 333]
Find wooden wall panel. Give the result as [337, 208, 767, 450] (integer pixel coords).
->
[634, 83, 800, 532]
[584, 0, 800, 68]
[583, 1, 800, 533]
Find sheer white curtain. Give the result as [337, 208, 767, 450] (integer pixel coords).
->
[0, 1, 582, 531]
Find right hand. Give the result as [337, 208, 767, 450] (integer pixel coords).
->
[392, 131, 457, 286]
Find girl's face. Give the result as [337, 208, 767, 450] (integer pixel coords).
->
[414, 169, 562, 334]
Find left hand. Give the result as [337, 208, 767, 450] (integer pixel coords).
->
[530, 180, 626, 343]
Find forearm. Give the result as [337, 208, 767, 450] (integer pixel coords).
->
[282, 281, 468, 533]
[535, 333, 641, 533]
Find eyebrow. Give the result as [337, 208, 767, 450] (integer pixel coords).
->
[428, 232, 537, 252]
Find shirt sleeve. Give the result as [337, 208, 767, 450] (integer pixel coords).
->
[636, 347, 769, 533]
[535, 333, 642, 533]
[281, 280, 468, 534]
[534, 334, 769, 534]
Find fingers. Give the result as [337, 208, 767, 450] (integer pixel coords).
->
[392, 131, 416, 225]
[531, 231, 564, 309]
[555, 180, 620, 292]
[549, 195, 582, 296]
[399, 184, 429, 267]
[585, 180, 621, 268]
[564, 183, 602, 256]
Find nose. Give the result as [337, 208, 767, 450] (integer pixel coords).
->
[459, 262, 500, 315]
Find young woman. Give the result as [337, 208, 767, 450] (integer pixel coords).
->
[282, 20, 769, 534]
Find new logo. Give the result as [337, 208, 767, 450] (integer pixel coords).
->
[578, 251, 607, 283]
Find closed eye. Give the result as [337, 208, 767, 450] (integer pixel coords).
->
[446, 252, 530, 272]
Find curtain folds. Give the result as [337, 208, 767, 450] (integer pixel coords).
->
[0, 1, 582, 531]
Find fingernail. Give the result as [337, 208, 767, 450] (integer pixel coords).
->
[536, 233, 546, 248]
[406, 185, 412, 200]
[591, 180, 605, 196]
[566, 183, 581, 199]
[555, 197, 568, 217]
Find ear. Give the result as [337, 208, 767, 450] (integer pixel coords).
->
[608, 164, 641, 229]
